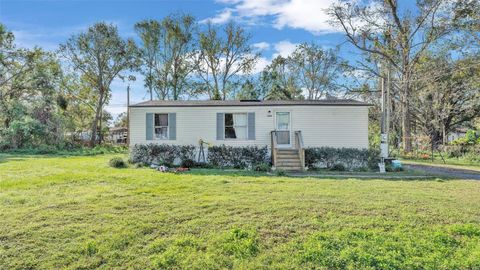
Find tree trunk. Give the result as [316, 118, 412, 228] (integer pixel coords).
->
[89, 89, 104, 147]
[98, 109, 103, 145]
[401, 73, 413, 153]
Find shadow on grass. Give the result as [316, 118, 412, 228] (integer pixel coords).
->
[0, 146, 128, 161]
[0, 154, 27, 164]
[185, 168, 270, 177]
[182, 168, 448, 181]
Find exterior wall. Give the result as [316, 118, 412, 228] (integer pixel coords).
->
[129, 105, 369, 149]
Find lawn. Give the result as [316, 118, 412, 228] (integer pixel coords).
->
[1, 154, 480, 269]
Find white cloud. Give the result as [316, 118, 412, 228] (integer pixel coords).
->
[252, 56, 270, 74]
[200, 8, 234, 24]
[211, 0, 338, 35]
[252, 41, 270, 50]
[273, 40, 298, 58]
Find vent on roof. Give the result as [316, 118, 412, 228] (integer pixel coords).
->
[240, 99, 261, 102]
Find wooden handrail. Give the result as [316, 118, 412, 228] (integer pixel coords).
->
[270, 131, 278, 167]
[294, 131, 305, 170]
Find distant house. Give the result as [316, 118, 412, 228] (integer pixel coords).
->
[128, 99, 370, 170]
[108, 127, 128, 144]
[447, 128, 468, 143]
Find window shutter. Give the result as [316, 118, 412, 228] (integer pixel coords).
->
[216, 113, 224, 140]
[248, 112, 255, 140]
[146, 113, 153, 140]
[168, 113, 176, 140]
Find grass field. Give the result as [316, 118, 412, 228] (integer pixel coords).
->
[1, 154, 480, 269]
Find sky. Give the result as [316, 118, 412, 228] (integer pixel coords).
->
[0, 0, 358, 118]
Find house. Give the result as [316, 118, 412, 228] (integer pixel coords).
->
[446, 127, 468, 143]
[128, 99, 370, 170]
[108, 127, 128, 144]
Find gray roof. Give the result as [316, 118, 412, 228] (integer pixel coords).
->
[129, 99, 371, 107]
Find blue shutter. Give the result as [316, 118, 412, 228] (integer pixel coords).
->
[216, 113, 224, 140]
[168, 113, 176, 140]
[248, 112, 255, 140]
[146, 113, 153, 140]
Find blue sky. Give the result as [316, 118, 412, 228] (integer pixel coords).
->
[1, 0, 357, 117]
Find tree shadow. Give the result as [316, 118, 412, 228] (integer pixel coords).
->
[0, 154, 27, 164]
[180, 168, 451, 181]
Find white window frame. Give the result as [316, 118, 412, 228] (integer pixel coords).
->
[154, 113, 169, 140]
[224, 113, 248, 140]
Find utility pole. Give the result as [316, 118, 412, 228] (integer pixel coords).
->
[127, 85, 130, 146]
[379, 62, 389, 173]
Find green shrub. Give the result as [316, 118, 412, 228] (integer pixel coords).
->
[134, 162, 146, 168]
[207, 145, 269, 169]
[330, 163, 346, 171]
[193, 162, 213, 169]
[254, 163, 271, 172]
[443, 145, 480, 161]
[130, 144, 196, 166]
[109, 157, 127, 168]
[275, 170, 286, 176]
[181, 159, 195, 168]
[305, 147, 379, 170]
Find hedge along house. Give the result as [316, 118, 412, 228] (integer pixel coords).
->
[128, 99, 370, 171]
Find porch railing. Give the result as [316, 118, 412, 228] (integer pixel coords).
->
[294, 131, 305, 169]
[270, 131, 278, 167]
[270, 130, 305, 170]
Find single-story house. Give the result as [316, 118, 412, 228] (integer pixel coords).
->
[128, 99, 370, 170]
[446, 127, 468, 143]
[108, 127, 128, 144]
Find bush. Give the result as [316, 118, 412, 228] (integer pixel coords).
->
[207, 145, 269, 169]
[109, 157, 127, 168]
[254, 163, 271, 172]
[181, 159, 195, 168]
[443, 145, 480, 161]
[194, 162, 213, 169]
[305, 147, 379, 170]
[330, 163, 346, 171]
[134, 162, 146, 168]
[130, 144, 196, 166]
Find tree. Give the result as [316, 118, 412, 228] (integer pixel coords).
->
[288, 43, 347, 100]
[195, 21, 258, 100]
[413, 52, 480, 146]
[260, 55, 302, 100]
[329, 0, 452, 152]
[113, 112, 128, 127]
[453, 0, 480, 47]
[135, 14, 196, 100]
[0, 26, 67, 149]
[134, 20, 160, 101]
[59, 22, 138, 147]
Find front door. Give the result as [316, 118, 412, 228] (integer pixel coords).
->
[275, 112, 291, 147]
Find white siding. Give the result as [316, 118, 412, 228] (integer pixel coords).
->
[129, 105, 369, 149]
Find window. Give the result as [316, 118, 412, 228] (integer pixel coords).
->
[154, 113, 168, 139]
[225, 113, 247, 139]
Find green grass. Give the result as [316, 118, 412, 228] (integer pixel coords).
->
[1, 154, 480, 269]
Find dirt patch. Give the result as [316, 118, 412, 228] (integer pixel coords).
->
[404, 164, 480, 180]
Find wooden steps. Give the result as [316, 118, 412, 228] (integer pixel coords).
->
[275, 149, 303, 171]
